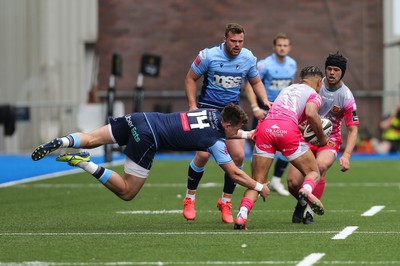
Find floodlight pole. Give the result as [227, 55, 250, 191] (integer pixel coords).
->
[104, 53, 122, 163]
[104, 74, 116, 163]
[134, 73, 144, 113]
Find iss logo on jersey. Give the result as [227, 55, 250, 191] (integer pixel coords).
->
[213, 72, 242, 89]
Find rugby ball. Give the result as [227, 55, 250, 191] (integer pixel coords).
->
[303, 118, 332, 145]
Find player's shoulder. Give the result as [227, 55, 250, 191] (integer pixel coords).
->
[257, 54, 274, 69]
[238, 47, 256, 59]
[285, 55, 297, 67]
[264, 54, 275, 63]
[285, 55, 297, 63]
[339, 82, 356, 99]
[200, 44, 222, 56]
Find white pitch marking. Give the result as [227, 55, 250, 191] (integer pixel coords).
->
[3, 260, 400, 265]
[117, 210, 182, 214]
[0, 231, 340, 236]
[332, 226, 358, 240]
[361, 205, 385, 216]
[0, 261, 297, 265]
[296, 253, 325, 266]
[10, 182, 400, 189]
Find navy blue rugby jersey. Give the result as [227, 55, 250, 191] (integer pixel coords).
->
[144, 108, 232, 165]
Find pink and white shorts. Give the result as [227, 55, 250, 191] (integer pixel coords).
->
[253, 119, 309, 161]
[308, 138, 341, 158]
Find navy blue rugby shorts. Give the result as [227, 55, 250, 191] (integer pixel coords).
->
[109, 113, 157, 170]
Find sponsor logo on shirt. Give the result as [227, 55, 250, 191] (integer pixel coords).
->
[352, 110, 359, 122]
[224, 145, 229, 154]
[270, 79, 292, 91]
[213, 73, 242, 88]
[328, 140, 336, 147]
[331, 105, 341, 113]
[180, 113, 190, 131]
[194, 56, 201, 67]
[194, 50, 206, 67]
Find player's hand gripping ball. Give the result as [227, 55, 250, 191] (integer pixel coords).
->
[303, 118, 332, 145]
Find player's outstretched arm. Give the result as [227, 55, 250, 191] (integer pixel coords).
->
[219, 162, 270, 200]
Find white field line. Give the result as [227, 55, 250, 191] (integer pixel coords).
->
[117, 210, 183, 214]
[7, 182, 400, 189]
[2, 260, 400, 265]
[361, 205, 385, 216]
[0, 261, 294, 265]
[0, 160, 124, 188]
[1, 230, 399, 237]
[116, 209, 398, 215]
[296, 253, 325, 266]
[0, 231, 342, 236]
[117, 209, 397, 215]
[0, 169, 82, 188]
[332, 226, 358, 240]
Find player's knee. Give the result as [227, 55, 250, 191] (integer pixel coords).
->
[231, 153, 245, 164]
[194, 152, 210, 166]
[287, 177, 301, 191]
[318, 164, 329, 175]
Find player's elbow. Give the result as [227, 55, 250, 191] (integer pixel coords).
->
[305, 109, 318, 121]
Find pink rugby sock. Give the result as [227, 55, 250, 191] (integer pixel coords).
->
[313, 177, 326, 199]
[239, 197, 255, 214]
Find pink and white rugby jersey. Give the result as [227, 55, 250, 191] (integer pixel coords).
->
[266, 83, 322, 125]
[319, 78, 360, 143]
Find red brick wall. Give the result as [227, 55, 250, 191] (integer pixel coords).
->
[96, 0, 383, 137]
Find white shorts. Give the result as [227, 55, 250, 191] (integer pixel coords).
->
[124, 157, 150, 179]
[253, 142, 309, 161]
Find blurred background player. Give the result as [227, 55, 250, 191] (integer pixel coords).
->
[235, 66, 327, 230]
[287, 51, 360, 224]
[372, 103, 400, 153]
[182, 23, 271, 223]
[245, 33, 297, 196]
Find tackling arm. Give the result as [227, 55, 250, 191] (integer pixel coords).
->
[219, 162, 270, 201]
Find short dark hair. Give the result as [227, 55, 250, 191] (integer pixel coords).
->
[273, 33, 290, 45]
[300, 66, 323, 79]
[225, 23, 245, 37]
[325, 51, 347, 79]
[221, 103, 248, 126]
